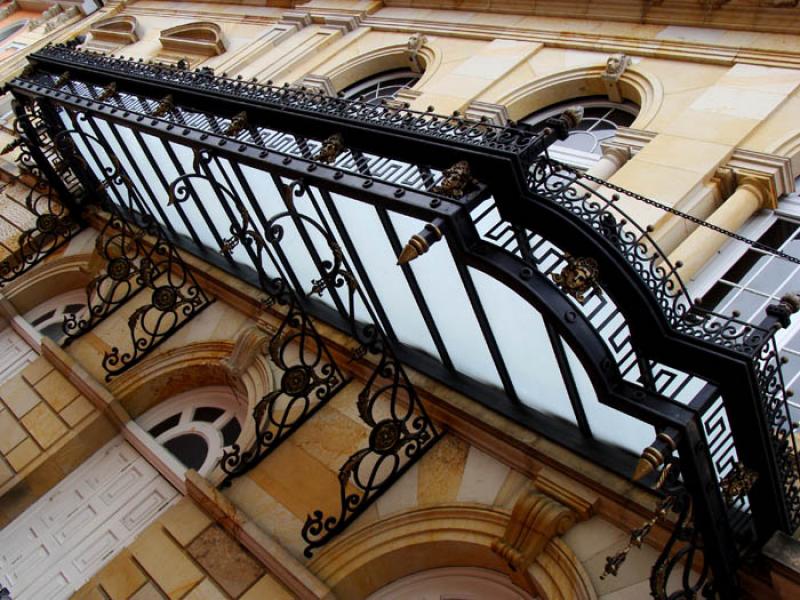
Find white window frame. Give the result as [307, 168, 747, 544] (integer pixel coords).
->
[691, 177, 800, 419]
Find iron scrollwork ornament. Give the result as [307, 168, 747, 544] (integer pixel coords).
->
[38, 111, 215, 377]
[301, 348, 441, 557]
[0, 108, 80, 287]
[220, 302, 347, 482]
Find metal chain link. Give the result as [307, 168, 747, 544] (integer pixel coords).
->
[580, 170, 800, 268]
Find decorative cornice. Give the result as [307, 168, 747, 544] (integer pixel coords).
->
[363, 15, 800, 69]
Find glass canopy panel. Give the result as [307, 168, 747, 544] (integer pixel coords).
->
[469, 266, 576, 422]
[290, 185, 373, 325]
[389, 212, 503, 386]
[329, 193, 440, 358]
[563, 341, 654, 453]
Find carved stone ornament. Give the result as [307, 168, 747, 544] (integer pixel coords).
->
[222, 325, 273, 380]
[492, 488, 576, 591]
[602, 54, 631, 82]
[719, 461, 758, 505]
[407, 32, 427, 73]
[313, 133, 345, 164]
[551, 253, 602, 304]
[431, 161, 478, 199]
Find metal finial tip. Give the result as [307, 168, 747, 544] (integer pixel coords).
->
[632, 457, 655, 482]
[397, 243, 419, 265]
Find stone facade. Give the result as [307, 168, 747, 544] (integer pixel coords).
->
[0, 1, 800, 599]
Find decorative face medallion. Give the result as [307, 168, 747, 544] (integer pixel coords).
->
[551, 254, 602, 304]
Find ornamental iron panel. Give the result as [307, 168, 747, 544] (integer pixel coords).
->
[8, 46, 800, 595]
[0, 99, 81, 287]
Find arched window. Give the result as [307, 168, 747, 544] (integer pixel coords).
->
[521, 97, 638, 169]
[366, 567, 534, 600]
[23, 289, 86, 342]
[136, 386, 243, 475]
[341, 69, 421, 105]
[0, 20, 27, 44]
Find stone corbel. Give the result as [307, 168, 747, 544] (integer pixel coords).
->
[406, 32, 427, 74]
[296, 73, 336, 96]
[491, 488, 578, 593]
[222, 324, 274, 381]
[601, 53, 631, 103]
[464, 101, 510, 127]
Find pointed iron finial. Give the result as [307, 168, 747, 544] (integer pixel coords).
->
[632, 432, 676, 482]
[397, 220, 443, 265]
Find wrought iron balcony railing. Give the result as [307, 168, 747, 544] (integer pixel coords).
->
[3, 43, 800, 597]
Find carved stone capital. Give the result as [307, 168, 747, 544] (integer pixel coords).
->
[492, 488, 577, 581]
[464, 101, 510, 127]
[737, 174, 775, 210]
[296, 74, 336, 97]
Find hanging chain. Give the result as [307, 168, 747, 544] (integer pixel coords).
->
[579, 168, 800, 268]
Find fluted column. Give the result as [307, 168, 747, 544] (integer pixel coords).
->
[668, 176, 772, 283]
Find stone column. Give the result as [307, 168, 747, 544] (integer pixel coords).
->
[667, 176, 772, 283]
[581, 146, 631, 195]
[587, 145, 630, 182]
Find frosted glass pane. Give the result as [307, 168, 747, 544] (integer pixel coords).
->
[332, 195, 438, 358]
[564, 342, 653, 454]
[95, 121, 164, 224]
[389, 212, 501, 386]
[239, 164, 285, 279]
[470, 267, 575, 422]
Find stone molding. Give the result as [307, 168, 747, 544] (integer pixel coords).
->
[279, 10, 312, 28]
[490, 66, 663, 129]
[84, 15, 139, 51]
[321, 14, 361, 34]
[309, 503, 596, 600]
[159, 21, 226, 59]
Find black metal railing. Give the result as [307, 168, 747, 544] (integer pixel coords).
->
[5, 45, 800, 595]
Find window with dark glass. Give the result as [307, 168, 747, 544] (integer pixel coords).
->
[340, 69, 421, 105]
